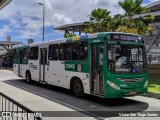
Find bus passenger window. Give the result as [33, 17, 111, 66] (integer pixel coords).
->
[72, 42, 88, 60]
[29, 47, 39, 60]
[59, 43, 72, 60]
[23, 48, 28, 59]
[48, 44, 59, 60]
[72, 46, 78, 60]
[14, 49, 19, 59]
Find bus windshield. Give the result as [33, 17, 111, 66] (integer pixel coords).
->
[108, 42, 147, 73]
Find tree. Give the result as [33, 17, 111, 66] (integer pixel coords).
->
[64, 33, 76, 38]
[116, 0, 154, 35]
[27, 38, 34, 44]
[107, 14, 125, 32]
[84, 8, 111, 33]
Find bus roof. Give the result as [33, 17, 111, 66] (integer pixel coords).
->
[14, 32, 142, 48]
[13, 44, 29, 49]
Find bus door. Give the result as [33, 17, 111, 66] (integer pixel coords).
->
[39, 48, 47, 83]
[18, 50, 23, 77]
[91, 44, 104, 95]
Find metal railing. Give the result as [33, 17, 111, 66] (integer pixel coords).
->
[0, 92, 42, 120]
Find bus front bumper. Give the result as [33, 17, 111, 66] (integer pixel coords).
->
[104, 86, 148, 98]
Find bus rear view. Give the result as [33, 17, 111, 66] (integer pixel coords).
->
[104, 33, 148, 98]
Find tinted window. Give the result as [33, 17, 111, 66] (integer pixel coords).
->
[14, 49, 19, 59]
[59, 43, 72, 60]
[72, 42, 88, 60]
[29, 47, 39, 60]
[23, 48, 29, 59]
[48, 44, 59, 60]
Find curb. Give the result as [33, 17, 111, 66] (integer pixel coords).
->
[142, 92, 160, 100]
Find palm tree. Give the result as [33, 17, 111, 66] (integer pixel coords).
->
[85, 8, 111, 33]
[117, 0, 154, 35]
[108, 14, 125, 32]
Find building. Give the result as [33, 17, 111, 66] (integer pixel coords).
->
[0, 36, 22, 67]
[0, 0, 15, 67]
[142, 1, 160, 65]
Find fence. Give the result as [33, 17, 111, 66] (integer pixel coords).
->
[147, 54, 160, 64]
[0, 92, 42, 120]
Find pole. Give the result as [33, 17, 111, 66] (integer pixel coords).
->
[38, 3, 45, 42]
[42, 5, 45, 42]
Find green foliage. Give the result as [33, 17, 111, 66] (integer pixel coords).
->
[84, 8, 111, 33]
[117, 0, 155, 35]
[148, 84, 160, 94]
[118, 0, 149, 17]
[108, 14, 125, 31]
[64, 33, 76, 38]
[85, 0, 154, 35]
[0, 47, 5, 51]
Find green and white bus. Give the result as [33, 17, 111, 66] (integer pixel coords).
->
[13, 32, 148, 98]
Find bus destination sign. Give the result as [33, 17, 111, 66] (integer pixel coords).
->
[110, 34, 141, 42]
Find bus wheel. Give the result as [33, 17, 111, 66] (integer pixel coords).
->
[26, 72, 31, 83]
[72, 79, 84, 97]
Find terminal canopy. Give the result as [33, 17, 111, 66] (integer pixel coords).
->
[0, 41, 21, 53]
[54, 22, 88, 36]
[0, 0, 12, 10]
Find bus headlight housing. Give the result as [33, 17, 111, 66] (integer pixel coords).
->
[107, 81, 120, 90]
[143, 81, 148, 88]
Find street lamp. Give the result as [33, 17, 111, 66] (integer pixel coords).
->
[38, 2, 45, 42]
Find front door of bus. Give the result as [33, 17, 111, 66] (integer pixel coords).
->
[91, 44, 104, 95]
[18, 50, 23, 77]
[39, 48, 47, 82]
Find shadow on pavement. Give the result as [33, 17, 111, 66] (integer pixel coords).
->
[3, 79, 149, 118]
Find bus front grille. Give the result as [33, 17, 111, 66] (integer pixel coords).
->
[117, 77, 144, 83]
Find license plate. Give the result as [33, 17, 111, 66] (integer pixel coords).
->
[129, 91, 136, 95]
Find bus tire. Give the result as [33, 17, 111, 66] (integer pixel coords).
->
[26, 71, 31, 83]
[72, 79, 84, 98]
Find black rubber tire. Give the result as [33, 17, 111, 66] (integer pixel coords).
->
[26, 71, 32, 83]
[72, 79, 84, 97]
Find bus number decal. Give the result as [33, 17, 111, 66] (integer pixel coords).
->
[65, 64, 75, 69]
[29, 63, 37, 70]
[93, 39, 101, 43]
[86, 74, 88, 78]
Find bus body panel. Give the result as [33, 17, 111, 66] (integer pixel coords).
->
[104, 72, 148, 98]
[46, 61, 70, 88]
[21, 64, 28, 78]
[28, 60, 39, 81]
[13, 64, 19, 76]
[69, 71, 90, 94]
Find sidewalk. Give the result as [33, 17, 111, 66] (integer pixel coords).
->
[0, 79, 96, 120]
[0, 67, 13, 71]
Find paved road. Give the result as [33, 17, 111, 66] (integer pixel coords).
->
[0, 70, 160, 120]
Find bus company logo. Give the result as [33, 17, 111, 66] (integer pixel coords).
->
[2, 112, 42, 118]
[2, 112, 11, 117]
[65, 64, 75, 69]
[29, 63, 37, 70]
[93, 39, 101, 43]
[120, 84, 127, 87]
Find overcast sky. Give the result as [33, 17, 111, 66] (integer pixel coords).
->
[0, 0, 159, 43]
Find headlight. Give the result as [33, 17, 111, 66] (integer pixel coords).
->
[107, 81, 120, 90]
[143, 80, 148, 88]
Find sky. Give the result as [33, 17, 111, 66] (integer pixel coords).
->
[0, 0, 159, 44]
